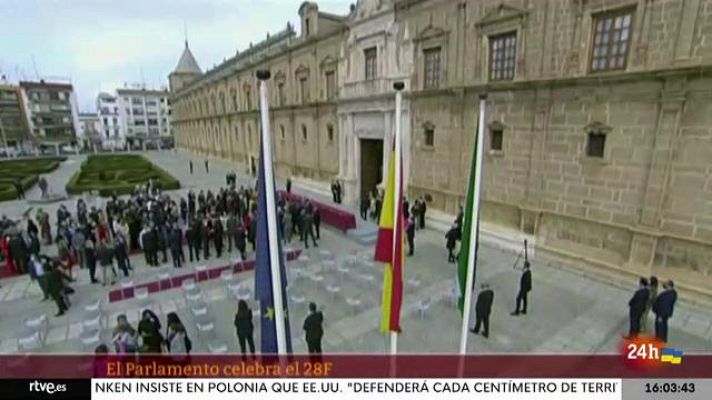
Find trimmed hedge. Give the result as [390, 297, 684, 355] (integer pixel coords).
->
[0, 157, 66, 201]
[66, 154, 180, 197]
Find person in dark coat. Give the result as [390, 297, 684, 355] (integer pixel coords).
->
[97, 240, 117, 286]
[201, 219, 212, 259]
[235, 225, 247, 260]
[303, 302, 324, 354]
[313, 207, 321, 240]
[189, 160, 193, 175]
[204, 159, 209, 174]
[445, 224, 458, 263]
[652, 280, 678, 343]
[302, 210, 318, 249]
[511, 262, 532, 316]
[84, 240, 99, 284]
[45, 260, 69, 316]
[471, 283, 494, 338]
[168, 224, 183, 268]
[137, 309, 163, 354]
[9, 234, 28, 274]
[335, 181, 342, 204]
[214, 217, 224, 258]
[234, 300, 255, 357]
[360, 195, 369, 220]
[406, 216, 415, 256]
[114, 234, 131, 277]
[418, 196, 427, 229]
[186, 219, 201, 262]
[286, 177, 292, 193]
[226, 214, 238, 253]
[627, 277, 650, 338]
[248, 218, 257, 252]
[403, 197, 410, 221]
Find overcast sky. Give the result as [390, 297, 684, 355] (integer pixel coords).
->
[0, 0, 351, 112]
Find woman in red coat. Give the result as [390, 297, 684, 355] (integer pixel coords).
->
[0, 235, 15, 276]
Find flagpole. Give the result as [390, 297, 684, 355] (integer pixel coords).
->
[390, 81, 405, 355]
[256, 69, 287, 354]
[459, 93, 488, 355]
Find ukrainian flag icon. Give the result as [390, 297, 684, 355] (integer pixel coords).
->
[661, 348, 683, 364]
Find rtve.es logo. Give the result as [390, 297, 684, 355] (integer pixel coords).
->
[29, 381, 68, 395]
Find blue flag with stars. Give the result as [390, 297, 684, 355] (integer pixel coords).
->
[254, 135, 293, 354]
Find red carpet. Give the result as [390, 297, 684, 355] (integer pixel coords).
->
[107, 249, 302, 303]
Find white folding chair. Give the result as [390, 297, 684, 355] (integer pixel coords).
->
[346, 297, 362, 315]
[325, 284, 341, 299]
[289, 294, 306, 305]
[226, 281, 241, 300]
[158, 271, 173, 291]
[416, 297, 432, 320]
[82, 309, 103, 332]
[209, 341, 228, 354]
[220, 269, 234, 283]
[24, 314, 49, 345]
[79, 328, 101, 352]
[236, 287, 251, 302]
[181, 278, 196, 291]
[191, 301, 209, 317]
[119, 279, 134, 300]
[195, 316, 215, 339]
[184, 287, 203, 303]
[17, 330, 43, 352]
[134, 287, 152, 317]
[195, 265, 209, 281]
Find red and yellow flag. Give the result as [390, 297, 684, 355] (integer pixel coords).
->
[374, 145, 405, 333]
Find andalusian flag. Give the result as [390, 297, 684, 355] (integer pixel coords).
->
[457, 123, 480, 316]
[374, 144, 405, 333]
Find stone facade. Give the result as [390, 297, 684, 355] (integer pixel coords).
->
[398, 0, 712, 290]
[170, 2, 346, 182]
[337, 0, 412, 204]
[171, 0, 712, 292]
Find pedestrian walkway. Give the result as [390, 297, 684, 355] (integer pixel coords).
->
[1, 150, 710, 355]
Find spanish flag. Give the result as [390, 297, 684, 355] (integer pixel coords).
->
[374, 144, 405, 333]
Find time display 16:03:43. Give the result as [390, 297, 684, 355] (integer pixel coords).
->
[644, 382, 695, 393]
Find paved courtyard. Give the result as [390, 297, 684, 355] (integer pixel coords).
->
[1, 151, 711, 355]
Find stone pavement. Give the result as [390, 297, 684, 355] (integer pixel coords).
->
[0, 150, 710, 355]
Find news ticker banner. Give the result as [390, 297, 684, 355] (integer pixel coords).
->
[0, 354, 710, 379]
[0, 379, 710, 400]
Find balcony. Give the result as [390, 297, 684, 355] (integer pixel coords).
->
[340, 77, 406, 99]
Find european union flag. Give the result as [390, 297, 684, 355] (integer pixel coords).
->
[254, 137, 293, 354]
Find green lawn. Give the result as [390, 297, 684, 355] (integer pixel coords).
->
[66, 154, 180, 196]
[0, 157, 66, 201]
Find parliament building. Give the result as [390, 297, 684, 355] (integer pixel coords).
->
[170, 0, 712, 297]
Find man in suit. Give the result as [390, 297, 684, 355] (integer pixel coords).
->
[302, 210, 318, 249]
[226, 213, 238, 253]
[627, 277, 650, 338]
[511, 262, 532, 316]
[313, 208, 321, 240]
[406, 216, 415, 256]
[303, 302, 324, 354]
[186, 219, 200, 262]
[168, 224, 183, 268]
[653, 280, 678, 343]
[471, 283, 494, 338]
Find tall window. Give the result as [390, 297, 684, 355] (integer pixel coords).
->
[489, 32, 517, 81]
[423, 47, 442, 89]
[327, 124, 334, 142]
[590, 9, 634, 72]
[245, 88, 252, 110]
[325, 71, 336, 99]
[299, 77, 309, 103]
[423, 125, 435, 147]
[301, 125, 308, 142]
[364, 47, 377, 80]
[277, 82, 286, 106]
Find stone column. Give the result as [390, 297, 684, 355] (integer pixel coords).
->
[628, 85, 685, 269]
